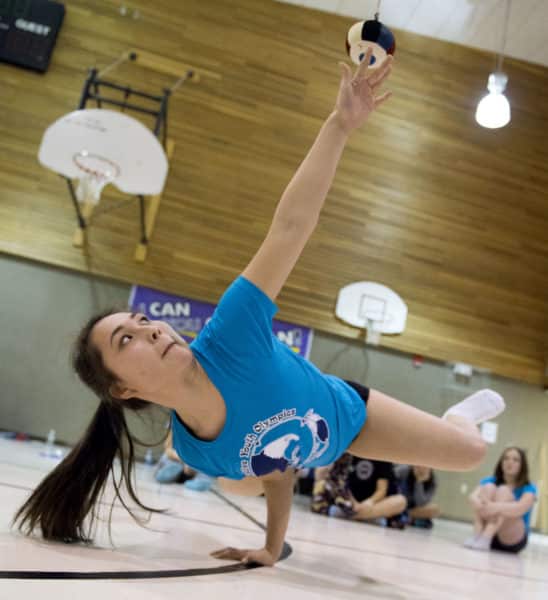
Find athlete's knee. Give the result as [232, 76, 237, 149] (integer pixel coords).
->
[461, 436, 487, 470]
[472, 436, 488, 467]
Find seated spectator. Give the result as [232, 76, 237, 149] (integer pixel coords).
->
[394, 464, 439, 528]
[155, 430, 213, 491]
[156, 430, 265, 496]
[311, 453, 407, 528]
[465, 446, 537, 553]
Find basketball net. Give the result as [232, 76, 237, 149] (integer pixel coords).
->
[73, 151, 120, 205]
[365, 318, 382, 345]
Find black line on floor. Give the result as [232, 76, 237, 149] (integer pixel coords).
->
[0, 564, 255, 580]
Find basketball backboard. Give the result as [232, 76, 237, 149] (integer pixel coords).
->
[335, 281, 407, 344]
[38, 109, 168, 204]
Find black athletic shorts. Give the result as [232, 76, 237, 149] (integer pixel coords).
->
[491, 533, 528, 554]
[344, 380, 370, 406]
[343, 380, 370, 445]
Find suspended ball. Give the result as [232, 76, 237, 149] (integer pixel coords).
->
[346, 19, 396, 66]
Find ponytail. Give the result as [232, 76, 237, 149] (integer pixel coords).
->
[13, 399, 165, 543]
[12, 308, 167, 543]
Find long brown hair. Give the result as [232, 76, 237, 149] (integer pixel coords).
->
[494, 446, 530, 488]
[12, 308, 168, 544]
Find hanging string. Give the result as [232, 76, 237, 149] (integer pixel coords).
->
[98, 52, 133, 78]
[495, 0, 512, 73]
[374, 0, 382, 20]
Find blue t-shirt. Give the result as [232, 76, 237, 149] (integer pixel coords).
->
[171, 276, 367, 479]
[480, 476, 538, 531]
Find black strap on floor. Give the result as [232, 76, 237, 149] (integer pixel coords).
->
[0, 481, 292, 579]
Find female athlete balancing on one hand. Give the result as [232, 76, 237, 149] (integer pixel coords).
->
[13, 49, 505, 566]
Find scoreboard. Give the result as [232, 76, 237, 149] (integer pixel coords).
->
[0, 0, 65, 72]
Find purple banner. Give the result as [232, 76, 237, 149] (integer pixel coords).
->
[129, 285, 314, 359]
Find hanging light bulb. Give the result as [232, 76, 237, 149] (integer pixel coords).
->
[475, 72, 510, 128]
[475, 0, 512, 129]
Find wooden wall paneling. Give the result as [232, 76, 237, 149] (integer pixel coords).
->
[0, 0, 547, 384]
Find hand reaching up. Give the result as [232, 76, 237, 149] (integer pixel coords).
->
[333, 47, 393, 135]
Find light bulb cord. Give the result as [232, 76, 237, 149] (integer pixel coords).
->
[495, 0, 512, 73]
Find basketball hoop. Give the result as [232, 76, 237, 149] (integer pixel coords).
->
[37, 86, 175, 260]
[38, 109, 168, 203]
[335, 282, 408, 346]
[73, 151, 120, 204]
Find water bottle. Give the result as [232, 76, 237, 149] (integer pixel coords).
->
[144, 449, 155, 465]
[40, 429, 61, 458]
[46, 429, 55, 455]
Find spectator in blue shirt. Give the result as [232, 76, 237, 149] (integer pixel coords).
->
[465, 446, 537, 553]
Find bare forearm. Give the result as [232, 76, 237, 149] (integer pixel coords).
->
[492, 501, 528, 518]
[364, 491, 386, 505]
[262, 471, 295, 560]
[272, 112, 349, 232]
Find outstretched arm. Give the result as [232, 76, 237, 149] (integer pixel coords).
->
[242, 49, 393, 301]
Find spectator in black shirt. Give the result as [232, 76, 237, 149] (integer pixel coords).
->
[311, 454, 407, 527]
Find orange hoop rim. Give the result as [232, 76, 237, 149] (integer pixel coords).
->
[72, 151, 121, 180]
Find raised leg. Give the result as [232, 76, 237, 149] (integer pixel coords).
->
[347, 389, 487, 471]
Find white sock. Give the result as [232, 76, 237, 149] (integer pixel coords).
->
[463, 535, 479, 548]
[472, 535, 492, 551]
[442, 389, 505, 425]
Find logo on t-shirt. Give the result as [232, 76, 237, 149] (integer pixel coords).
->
[353, 459, 374, 481]
[239, 408, 330, 477]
